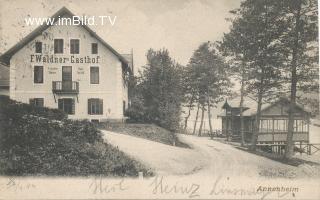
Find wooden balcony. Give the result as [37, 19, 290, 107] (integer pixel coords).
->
[52, 81, 79, 94]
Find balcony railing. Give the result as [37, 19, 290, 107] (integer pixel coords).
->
[52, 81, 79, 94]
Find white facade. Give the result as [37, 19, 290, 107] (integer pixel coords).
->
[1, 9, 131, 121]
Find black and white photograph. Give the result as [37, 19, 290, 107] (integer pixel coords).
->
[0, 0, 319, 199]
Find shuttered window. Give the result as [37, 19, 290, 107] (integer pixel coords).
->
[35, 42, 42, 53]
[70, 39, 80, 54]
[91, 43, 98, 54]
[88, 98, 103, 115]
[34, 66, 43, 83]
[90, 66, 99, 84]
[58, 98, 75, 115]
[29, 98, 44, 107]
[54, 39, 63, 54]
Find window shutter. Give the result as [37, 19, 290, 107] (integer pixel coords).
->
[99, 99, 103, 114]
[71, 99, 75, 115]
[90, 68, 93, 83]
[88, 99, 91, 114]
[39, 66, 43, 83]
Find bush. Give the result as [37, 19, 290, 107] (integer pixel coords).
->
[0, 96, 153, 176]
[125, 95, 150, 123]
[0, 95, 67, 121]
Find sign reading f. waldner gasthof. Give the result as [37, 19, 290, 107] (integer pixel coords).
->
[0, 7, 133, 121]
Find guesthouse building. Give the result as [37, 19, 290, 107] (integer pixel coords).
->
[0, 7, 133, 121]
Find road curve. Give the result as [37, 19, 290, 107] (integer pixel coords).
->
[102, 130, 317, 178]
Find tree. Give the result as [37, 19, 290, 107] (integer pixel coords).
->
[219, 18, 252, 146]
[187, 42, 232, 136]
[137, 49, 184, 132]
[192, 103, 200, 135]
[181, 66, 197, 132]
[281, 0, 318, 158]
[222, 0, 287, 150]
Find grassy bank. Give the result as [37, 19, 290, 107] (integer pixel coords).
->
[99, 123, 190, 148]
[0, 95, 153, 177]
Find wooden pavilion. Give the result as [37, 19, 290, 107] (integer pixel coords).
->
[218, 97, 311, 153]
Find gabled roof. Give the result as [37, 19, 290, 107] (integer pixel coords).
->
[0, 7, 129, 68]
[222, 96, 258, 110]
[219, 96, 310, 117]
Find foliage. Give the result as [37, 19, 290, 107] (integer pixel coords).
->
[126, 49, 184, 132]
[99, 123, 190, 148]
[0, 96, 153, 176]
[185, 42, 232, 135]
[188, 42, 232, 105]
[0, 95, 66, 121]
[220, 0, 318, 154]
[220, 0, 292, 148]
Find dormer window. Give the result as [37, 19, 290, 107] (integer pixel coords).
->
[35, 42, 42, 53]
[70, 39, 80, 54]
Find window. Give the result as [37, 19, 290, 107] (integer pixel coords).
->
[54, 39, 63, 54]
[70, 39, 80, 54]
[88, 99, 103, 115]
[29, 98, 44, 107]
[259, 119, 273, 133]
[90, 66, 99, 84]
[35, 42, 42, 53]
[92, 43, 98, 54]
[34, 66, 43, 83]
[294, 119, 308, 132]
[58, 98, 75, 115]
[274, 119, 288, 132]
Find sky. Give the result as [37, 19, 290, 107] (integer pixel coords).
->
[0, 0, 242, 73]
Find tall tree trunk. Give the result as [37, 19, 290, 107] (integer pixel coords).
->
[184, 96, 194, 131]
[207, 100, 213, 135]
[250, 2, 268, 151]
[285, 1, 301, 159]
[239, 78, 245, 147]
[198, 104, 205, 136]
[192, 103, 200, 135]
[250, 86, 263, 151]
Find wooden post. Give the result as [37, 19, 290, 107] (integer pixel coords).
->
[308, 145, 311, 155]
[272, 118, 275, 143]
[300, 141, 302, 155]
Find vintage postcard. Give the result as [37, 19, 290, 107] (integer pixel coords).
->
[0, 0, 319, 199]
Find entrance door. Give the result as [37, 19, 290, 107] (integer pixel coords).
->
[62, 66, 72, 90]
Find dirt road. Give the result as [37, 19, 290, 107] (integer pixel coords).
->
[102, 130, 319, 178]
